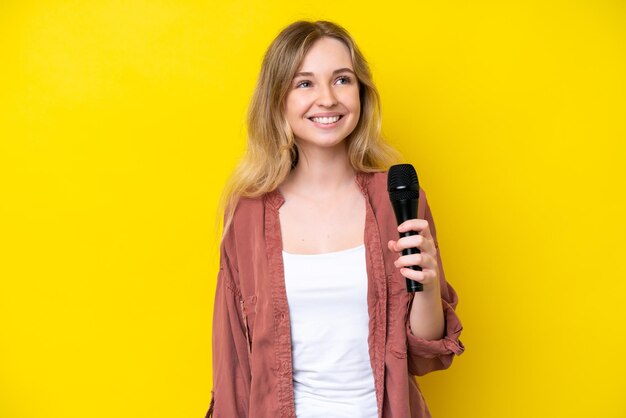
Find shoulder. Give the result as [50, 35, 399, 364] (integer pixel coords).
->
[226, 195, 266, 237]
[232, 195, 264, 219]
[220, 195, 268, 273]
[367, 170, 388, 192]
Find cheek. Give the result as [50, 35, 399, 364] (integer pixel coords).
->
[349, 92, 361, 121]
[345, 88, 361, 114]
[285, 93, 310, 114]
[283, 97, 295, 117]
[350, 95, 361, 131]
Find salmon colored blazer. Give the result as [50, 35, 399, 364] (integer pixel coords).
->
[207, 171, 464, 417]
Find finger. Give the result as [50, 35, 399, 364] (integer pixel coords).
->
[394, 252, 437, 270]
[395, 234, 424, 252]
[400, 267, 425, 283]
[387, 240, 397, 252]
[395, 234, 436, 254]
[398, 219, 433, 240]
[400, 267, 439, 284]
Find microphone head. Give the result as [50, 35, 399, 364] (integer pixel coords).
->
[388, 164, 419, 202]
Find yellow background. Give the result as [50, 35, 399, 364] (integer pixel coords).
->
[1, 1, 625, 417]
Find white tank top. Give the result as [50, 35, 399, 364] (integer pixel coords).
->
[282, 244, 378, 418]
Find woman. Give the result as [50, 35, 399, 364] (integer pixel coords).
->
[207, 20, 464, 418]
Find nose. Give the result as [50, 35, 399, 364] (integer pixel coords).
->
[316, 84, 338, 107]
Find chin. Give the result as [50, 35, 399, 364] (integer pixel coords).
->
[298, 134, 353, 149]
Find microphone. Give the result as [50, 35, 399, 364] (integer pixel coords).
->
[387, 164, 423, 292]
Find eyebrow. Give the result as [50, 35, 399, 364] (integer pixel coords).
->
[294, 68, 355, 77]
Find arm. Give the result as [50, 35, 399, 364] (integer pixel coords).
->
[208, 241, 251, 417]
[388, 194, 465, 376]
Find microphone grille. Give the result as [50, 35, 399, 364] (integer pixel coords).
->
[388, 164, 419, 202]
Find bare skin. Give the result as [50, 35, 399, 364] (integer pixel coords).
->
[278, 142, 364, 255]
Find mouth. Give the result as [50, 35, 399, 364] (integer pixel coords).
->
[308, 115, 343, 125]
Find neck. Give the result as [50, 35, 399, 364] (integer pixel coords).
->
[282, 142, 357, 199]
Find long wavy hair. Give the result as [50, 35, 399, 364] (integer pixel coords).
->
[218, 20, 401, 238]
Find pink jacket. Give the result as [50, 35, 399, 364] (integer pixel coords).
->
[207, 171, 464, 418]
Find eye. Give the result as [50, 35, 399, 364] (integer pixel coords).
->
[296, 80, 312, 88]
[335, 76, 352, 85]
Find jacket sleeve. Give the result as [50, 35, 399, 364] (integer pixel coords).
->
[405, 195, 465, 377]
[207, 236, 251, 417]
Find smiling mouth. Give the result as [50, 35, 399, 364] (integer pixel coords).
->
[309, 115, 343, 125]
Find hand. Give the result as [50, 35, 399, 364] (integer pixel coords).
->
[387, 219, 441, 295]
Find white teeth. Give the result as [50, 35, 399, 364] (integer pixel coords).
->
[310, 116, 341, 124]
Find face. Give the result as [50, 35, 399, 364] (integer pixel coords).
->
[283, 37, 361, 151]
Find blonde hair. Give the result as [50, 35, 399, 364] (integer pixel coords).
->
[218, 20, 401, 238]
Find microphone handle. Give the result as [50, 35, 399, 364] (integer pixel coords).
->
[400, 230, 424, 292]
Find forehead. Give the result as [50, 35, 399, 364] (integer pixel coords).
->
[297, 37, 353, 72]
